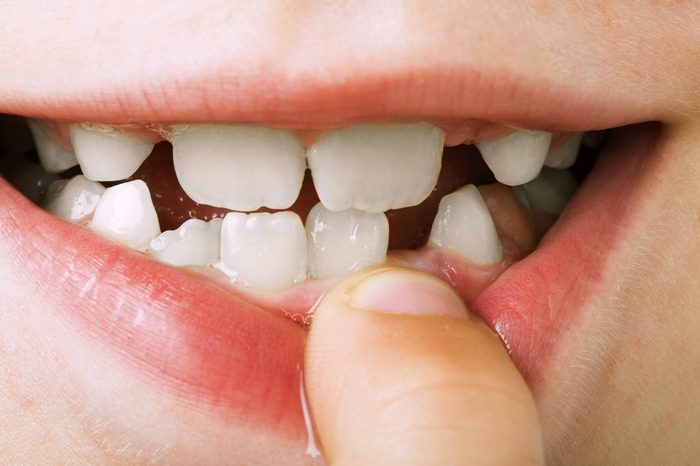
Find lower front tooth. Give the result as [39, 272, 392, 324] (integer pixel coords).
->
[306, 203, 389, 279]
[428, 184, 503, 265]
[149, 218, 222, 267]
[70, 125, 155, 182]
[43, 175, 105, 223]
[476, 130, 552, 186]
[28, 120, 78, 173]
[219, 211, 307, 290]
[544, 132, 583, 169]
[90, 180, 161, 250]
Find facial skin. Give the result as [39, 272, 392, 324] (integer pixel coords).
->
[0, 1, 699, 464]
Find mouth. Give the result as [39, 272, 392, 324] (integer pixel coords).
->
[0, 68, 666, 461]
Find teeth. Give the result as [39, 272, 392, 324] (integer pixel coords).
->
[517, 167, 578, 215]
[149, 218, 222, 267]
[428, 184, 503, 265]
[171, 125, 306, 211]
[70, 125, 155, 182]
[476, 130, 552, 186]
[544, 133, 583, 169]
[307, 123, 444, 212]
[219, 211, 307, 289]
[27, 120, 78, 173]
[306, 203, 389, 279]
[90, 180, 161, 250]
[42, 175, 105, 223]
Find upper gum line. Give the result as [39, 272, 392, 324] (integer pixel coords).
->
[43, 119, 532, 148]
[4, 116, 587, 293]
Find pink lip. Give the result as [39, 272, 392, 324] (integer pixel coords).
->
[0, 179, 310, 442]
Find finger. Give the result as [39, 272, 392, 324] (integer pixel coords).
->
[305, 266, 543, 466]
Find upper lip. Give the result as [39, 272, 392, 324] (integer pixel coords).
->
[0, 3, 690, 130]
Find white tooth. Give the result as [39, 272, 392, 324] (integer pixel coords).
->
[171, 125, 306, 211]
[544, 133, 583, 169]
[27, 120, 78, 173]
[428, 184, 502, 265]
[307, 123, 444, 212]
[90, 180, 160, 249]
[149, 218, 222, 267]
[43, 175, 105, 223]
[476, 130, 552, 186]
[519, 167, 578, 215]
[306, 203, 389, 279]
[70, 125, 154, 182]
[219, 211, 306, 289]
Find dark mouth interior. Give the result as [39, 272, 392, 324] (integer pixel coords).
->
[0, 113, 605, 252]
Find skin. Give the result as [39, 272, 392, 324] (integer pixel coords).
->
[0, 1, 699, 464]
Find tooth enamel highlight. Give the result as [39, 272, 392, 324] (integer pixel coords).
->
[70, 125, 155, 182]
[476, 130, 552, 186]
[43, 175, 105, 223]
[518, 167, 578, 215]
[307, 123, 444, 212]
[171, 125, 306, 211]
[149, 218, 222, 267]
[544, 133, 583, 169]
[27, 120, 78, 173]
[306, 203, 389, 279]
[429, 184, 503, 265]
[219, 211, 307, 289]
[90, 180, 161, 250]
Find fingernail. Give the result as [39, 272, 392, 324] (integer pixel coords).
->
[350, 267, 469, 319]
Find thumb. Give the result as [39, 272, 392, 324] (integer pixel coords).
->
[304, 267, 543, 466]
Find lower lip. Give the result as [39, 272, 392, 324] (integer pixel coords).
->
[0, 123, 658, 445]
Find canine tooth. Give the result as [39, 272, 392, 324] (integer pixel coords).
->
[70, 125, 154, 182]
[307, 123, 444, 212]
[544, 133, 583, 169]
[428, 184, 502, 265]
[219, 212, 306, 289]
[90, 180, 160, 249]
[27, 120, 78, 173]
[172, 125, 306, 211]
[476, 130, 552, 186]
[519, 167, 578, 215]
[43, 175, 105, 223]
[306, 203, 389, 279]
[149, 218, 222, 267]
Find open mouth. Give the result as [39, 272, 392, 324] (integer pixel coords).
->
[0, 93, 663, 459]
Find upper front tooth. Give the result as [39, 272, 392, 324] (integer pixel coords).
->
[476, 129, 552, 186]
[428, 184, 503, 265]
[219, 211, 307, 289]
[90, 180, 161, 250]
[307, 123, 444, 212]
[306, 203, 389, 279]
[149, 218, 222, 267]
[70, 125, 155, 182]
[42, 175, 105, 223]
[544, 133, 583, 169]
[171, 125, 306, 211]
[27, 120, 78, 173]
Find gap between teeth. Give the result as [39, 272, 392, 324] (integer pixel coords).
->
[35, 121, 583, 290]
